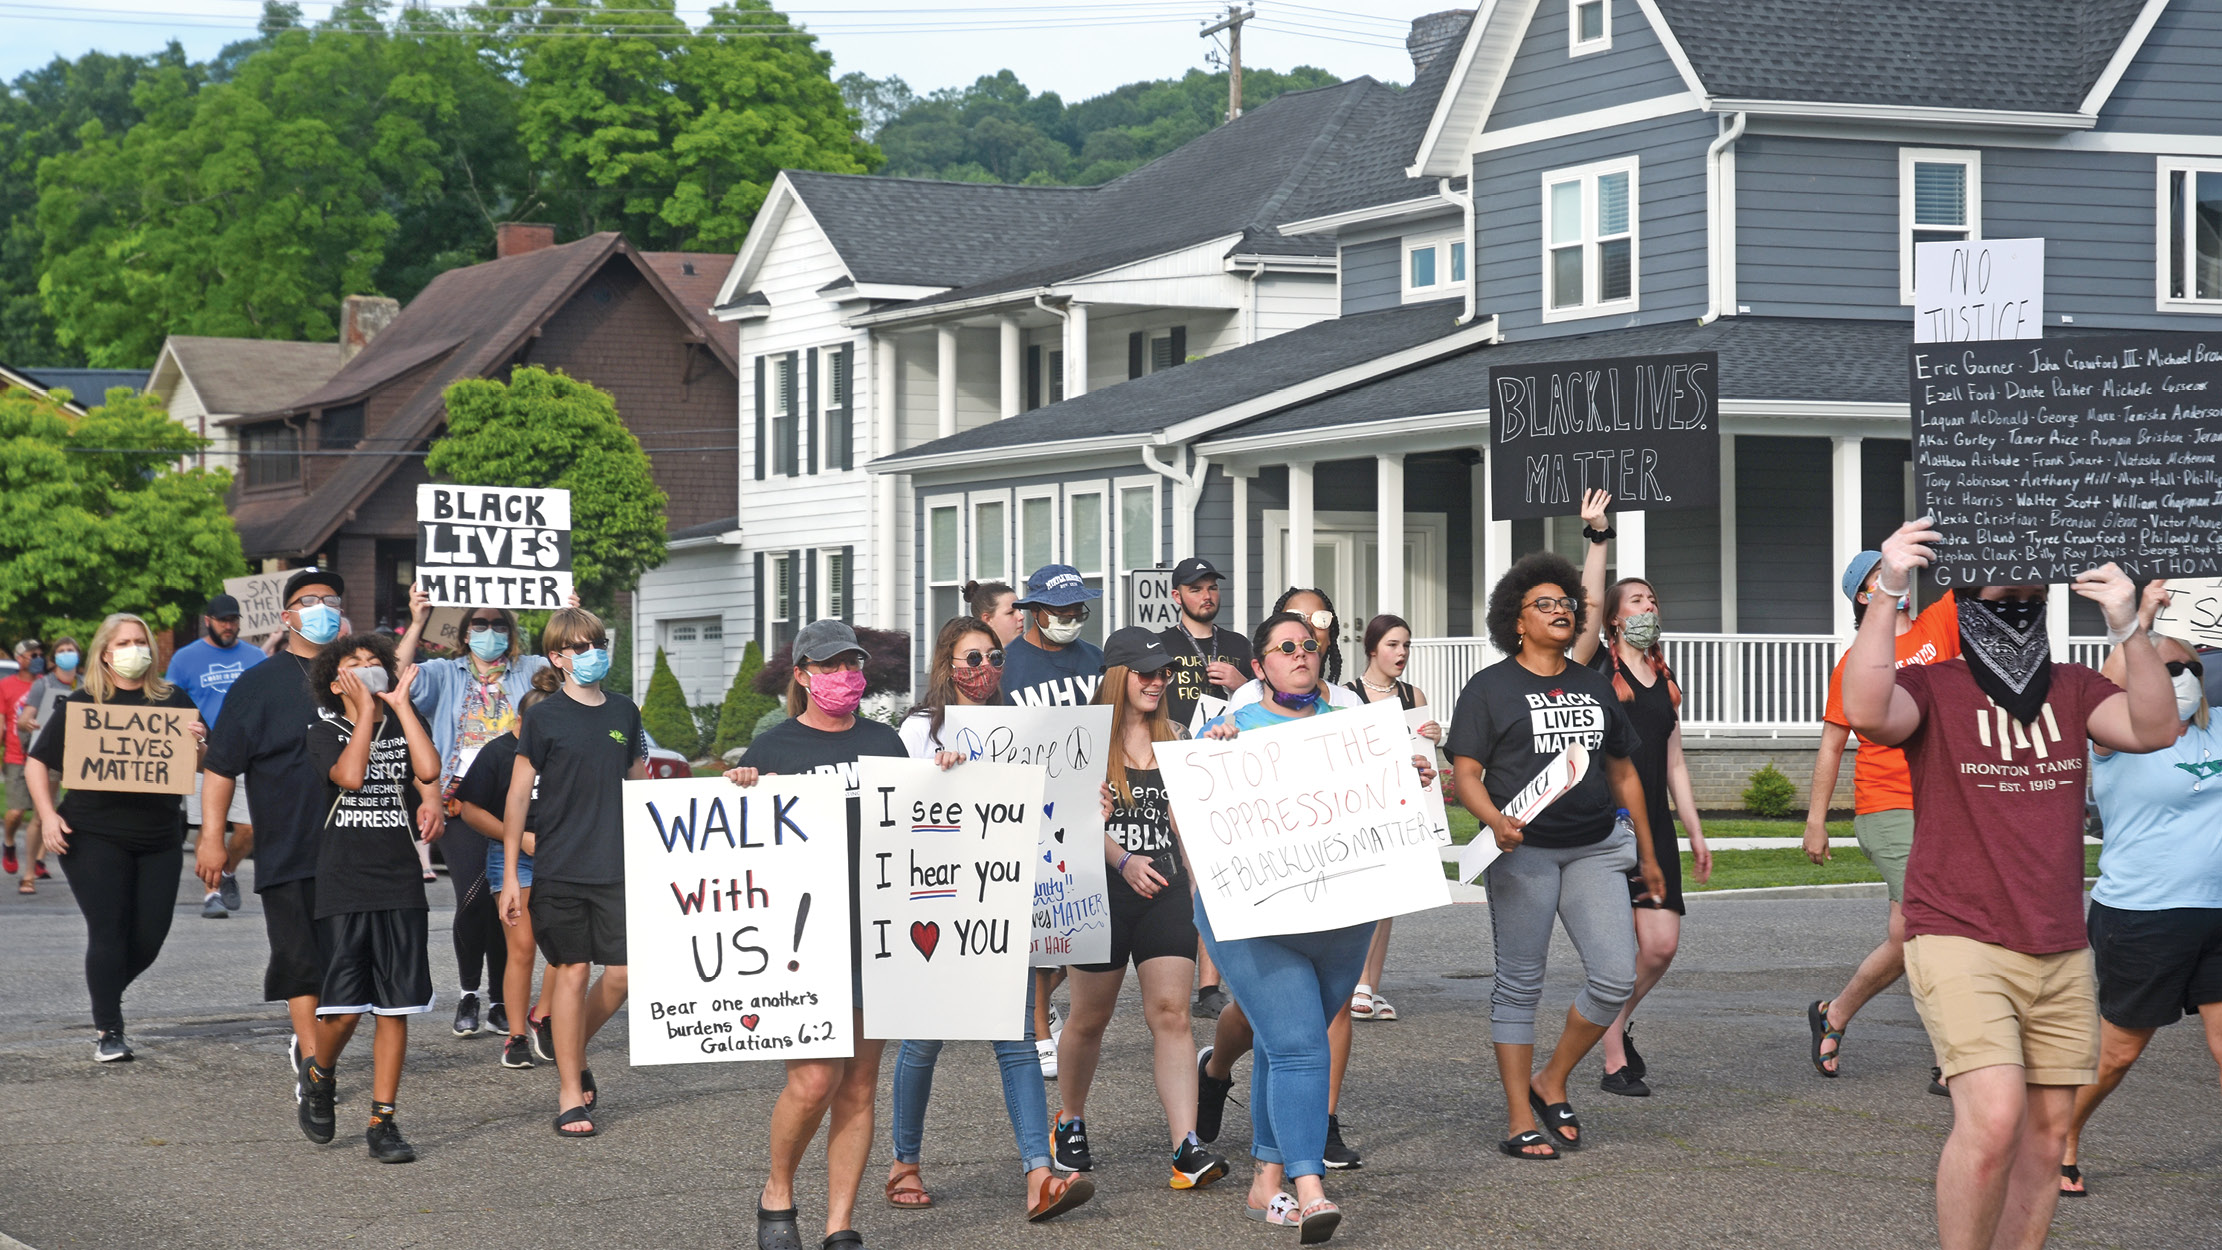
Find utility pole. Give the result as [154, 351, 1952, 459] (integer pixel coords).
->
[1200, 5, 1255, 121]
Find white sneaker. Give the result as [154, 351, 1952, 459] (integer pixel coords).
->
[1036, 1037, 1059, 1079]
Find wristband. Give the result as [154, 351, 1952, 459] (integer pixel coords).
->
[2104, 620, 2136, 646]
[1581, 525, 1615, 545]
[1873, 577, 1910, 599]
[1117, 851, 1134, 874]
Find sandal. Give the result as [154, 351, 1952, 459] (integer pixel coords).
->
[553, 1105, 597, 1138]
[581, 1068, 597, 1108]
[1498, 1129, 1560, 1160]
[1808, 1000, 1845, 1077]
[1298, 1198, 1342, 1245]
[885, 1163, 933, 1210]
[1528, 1088, 1583, 1151]
[822, 1233, 863, 1250]
[1348, 990, 1377, 1020]
[2060, 1163, 2087, 1197]
[756, 1206, 802, 1250]
[1026, 1172, 1093, 1222]
[1368, 993, 1397, 1022]
[1243, 1192, 1301, 1224]
[17, 879, 32, 895]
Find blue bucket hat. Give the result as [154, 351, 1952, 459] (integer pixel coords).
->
[1016, 564, 1103, 608]
[1840, 551, 1885, 603]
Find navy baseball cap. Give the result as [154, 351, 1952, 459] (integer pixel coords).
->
[282, 566, 345, 603]
[1016, 564, 1102, 608]
[1100, 627, 1175, 674]
[1840, 551, 1884, 603]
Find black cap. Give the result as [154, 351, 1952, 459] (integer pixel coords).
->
[281, 566, 345, 604]
[1100, 626, 1175, 675]
[1171, 557, 1221, 587]
[204, 593, 241, 618]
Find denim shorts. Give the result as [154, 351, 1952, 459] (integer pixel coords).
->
[486, 841, 534, 889]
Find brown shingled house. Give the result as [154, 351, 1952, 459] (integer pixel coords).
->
[226, 225, 740, 630]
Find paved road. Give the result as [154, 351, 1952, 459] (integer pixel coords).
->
[2, 862, 2215, 1249]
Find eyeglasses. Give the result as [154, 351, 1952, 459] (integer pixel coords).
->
[466, 619, 508, 633]
[957, 648, 1005, 669]
[561, 640, 609, 655]
[2167, 659, 2205, 679]
[289, 595, 343, 609]
[1262, 638, 1322, 656]
[1524, 596, 1580, 614]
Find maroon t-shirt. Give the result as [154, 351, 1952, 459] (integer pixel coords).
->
[1895, 659, 2119, 955]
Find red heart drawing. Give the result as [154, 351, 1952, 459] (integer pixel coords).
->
[910, 920, 940, 960]
[1056, 861, 1066, 872]
[740, 1014, 760, 1031]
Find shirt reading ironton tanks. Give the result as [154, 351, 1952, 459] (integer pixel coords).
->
[27, 686, 198, 845]
[305, 713, 427, 918]
[1444, 657, 1640, 849]
[200, 650, 324, 892]
[518, 690, 645, 886]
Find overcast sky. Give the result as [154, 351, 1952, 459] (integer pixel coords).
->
[0, 1, 1462, 99]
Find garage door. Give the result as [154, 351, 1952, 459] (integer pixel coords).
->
[662, 617, 727, 704]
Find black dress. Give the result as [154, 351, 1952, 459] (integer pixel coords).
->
[1595, 650, 1683, 914]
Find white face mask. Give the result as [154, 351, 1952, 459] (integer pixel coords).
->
[109, 645, 154, 680]
[2174, 670, 2203, 721]
[1040, 617, 1085, 645]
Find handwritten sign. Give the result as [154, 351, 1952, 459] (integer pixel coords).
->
[1125, 568, 1177, 630]
[222, 569, 292, 641]
[415, 485, 573, 609]
[61, 704, 200, 793]
[2154, 578, 2222, 649]
[1404, 706, 1452, 849]
[933, 705, 1114, 966]
[1489, 351, 1718, 520]
[1915, 238, 2043, 344]
[420, 607, 470, 655]
[622, 775, 854, 1065]
[1911, 334, 2222, 586]
[857, 757, 1042, 1040]
[1160, 698, 1452, 941]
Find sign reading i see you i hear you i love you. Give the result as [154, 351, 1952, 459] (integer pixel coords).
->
[416, 484, 574, 609]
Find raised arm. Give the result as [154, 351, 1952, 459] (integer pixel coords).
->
[2080, 565, 2179, 753]
[1569, 488, 1613, 666]
[395, 582, 431, 666]
[1843, 519, 1936, 746]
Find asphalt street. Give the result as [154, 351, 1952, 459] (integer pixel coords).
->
[2, 861, 2216, 1249]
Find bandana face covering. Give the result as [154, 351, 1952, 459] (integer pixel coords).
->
[951, 663, 1002, 703]
[1959, 594, 2052, 725]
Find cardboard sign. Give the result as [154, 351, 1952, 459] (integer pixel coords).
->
[415, 484, 574, 609]
[421, 607, 470, 655]
[1914, 238, 2044, 344]
[1489, 351, 1718, 520]
[931, 705, 1114, 966]
[856, 757, 1043, 1040]
[1125, 568, 1178, 630]
[2153, 578, 2222, 649]
[61, 703, 201, 793]
[222, 569, 293, 641]
[622, 775, 854, 1065]
[1912, 333, 2222, 585]
[1160, 698, 1452, 941]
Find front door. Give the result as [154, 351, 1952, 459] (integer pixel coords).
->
[1264, 510, 1446, 678]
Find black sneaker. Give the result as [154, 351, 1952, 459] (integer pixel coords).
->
[1600, 1066, 1652, 1098]
[1323, 1114, 1362, 1170]
[1170, 1136, 1228, 1190]
[1196, 1046, 1235, 1144]
[1053, 1114, 1094, 1172]
[452, 992, 482, 1037]
[1622, 1018, 1647, 1082]
[532, 1014, 555, 1063]
[366, 1117, 417, 1164]
[1192, 984, 1230, 1019]
[502, 1034, 536, 1069]
[94, 1029, 133, 1063]
[486, 1002, 511, 1035]
[218, 872, 242, 911]
[1929, 1067, 1950, 1097]
[299, 1064, 337, 1144]
[289, 1035, 305, 1102]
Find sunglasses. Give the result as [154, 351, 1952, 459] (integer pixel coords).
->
[2167, 659, 2205, 679]
[957, 648, 1005, 669]
[1039, 606, 1089, 623]
[562, 639, 609, 655]
[1262, 637, 1322, 656]
[1525, 596, 1580, 614]
[1289, 609, 1333, 631]
[466, 619, 508, 633]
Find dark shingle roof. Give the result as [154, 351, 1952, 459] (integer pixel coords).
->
[158, 338, 341, 416]
[780, 171, 1089, 289]
[19, 367, 150, 403]
[670, 515, 740, 542]
[1276, 11, 1476, 223]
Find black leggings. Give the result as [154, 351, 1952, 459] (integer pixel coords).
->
[443, 826, 504, 1001]
[58, 832, 182, 1034]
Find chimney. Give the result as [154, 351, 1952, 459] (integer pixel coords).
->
[338, 295, 399, 364]
[1407, 10, 1470, 76]
[497, 222, 558, 259]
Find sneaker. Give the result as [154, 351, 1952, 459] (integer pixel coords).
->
[1600, 1066, 1652, 1098]
[1053, 1114, 1093, 1172]
[201, 892, 228, 919]
[218, 872, 242, 911]
[1192, 984, 1230, 1019]
[532, 1014, 555, 1063]
[366, 1117, 417, 1164]
[3, 843, 16, 875]
[486, 1002, 511, 1035]
[1035, 1037, 1059, 1079]
[94, 1029, 133, 1063]
[1195, 1047, 1234, 1145]
[1170, 1136, 1228, 1190]
[1623, 1017, 1647, 1082]
[289, 1034, 305, 1102]
[1322, 1114, 1362, 1170]
[452, 992, 482, 1037]
[298, 1063, 337, 1144]
[32, 860, 48, 880]
[1929, 1067, 1950, 1097]
[502, 1034, 536, 1069]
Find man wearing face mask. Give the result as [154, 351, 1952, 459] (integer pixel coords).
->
[166, 595, 266, 918]
[15, 638, 84, 893]
[2, 639, 42, 884]
[1001, 564, 1106, 708]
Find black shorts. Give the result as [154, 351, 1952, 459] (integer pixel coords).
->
[531, 879, 628, 967]
[1077, 880, 1198, 973]
[316, 909, 436, 1017]
[261, 878, 326, 1002]
[2089, 901, 2222, 1029]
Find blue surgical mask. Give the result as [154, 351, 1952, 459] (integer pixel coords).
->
[293, 604, 341, 645]
[55, 651, 79, 672]
[468, 628, 510, 661]
[25, 657, 43, 675]
[567, 646, 611, 685]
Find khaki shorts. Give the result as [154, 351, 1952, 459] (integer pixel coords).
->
[185, 775, 250, 828]
[1905, 933, 2099, 1086]
[2, 761, 28, 811]
[1853, 809, 1915, 902]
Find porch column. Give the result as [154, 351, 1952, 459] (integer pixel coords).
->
[1480, 451, 1512, 616]
[936, 325, 958, 439]
[1067, 302, 1090, 398]
[1231, 468, 1252, 632]
[1376, 453, 1404, 617]
[875, 335, 900, 628]
[1289, 461, 1316, 589]
[1719, 434, 1739, 634]
[1831, 435, 1863, 639]
[998, 315, 1023, 418]
[1615, 509, 1646, 582]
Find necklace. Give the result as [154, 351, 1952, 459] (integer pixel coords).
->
[1360, 675, 1398, 694]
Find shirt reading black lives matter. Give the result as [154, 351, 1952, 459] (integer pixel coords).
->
[1444, 656, 1640, 849]
[305, 713, 427, 918]
[199, 650, 325, 892]
[1158, 625, 1254, 728]
[518, 689, 644, 886]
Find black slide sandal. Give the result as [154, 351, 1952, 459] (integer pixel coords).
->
[823, 1233, 864, 1250]
[1498, 1129, 1560, 1160]
[553, 1105, 597, 1138]
[757, 1207, 802, 1250]
[1529, 1089, 1583, 1151]
[581, 1068, 597, 1107]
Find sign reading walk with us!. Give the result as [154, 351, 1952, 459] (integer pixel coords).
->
[622, 775, 854, 1065]
[1911, 334, 2222, 586]
[1489, 351, 1718, 520]
[856, 757, 1043, 1041]
[415, 485, 574, 609]
[62, 704, 201, 794]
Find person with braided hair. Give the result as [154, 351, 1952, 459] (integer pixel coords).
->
[1224, 588, 1362, 716]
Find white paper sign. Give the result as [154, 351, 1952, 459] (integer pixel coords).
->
[1449, 744, 1589, 884]
[856, 757, 1042, 1040]
[1404, 705, 1452, 849]
[415, 484, 574, 609]
[1125, 567, 1177, 630]
[222, 569, 293, 640]
[2154, 578, 2222, 650]
[933, 705, 1114, 966]
[1161, 698, 1452, 941]
[1187, 693, 1229, 738]
[622, 775, 854, 1065]
[1914, 238, 2044, 344]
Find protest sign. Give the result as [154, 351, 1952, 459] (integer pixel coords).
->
[1187, 693, 1229, 738]
[1444, 744, 1585, 885]
[415, 484, 573, 609]
[1160, 698, 1452, 941]
[61, 703, 200, 794]
[2154, 578, 2222, 649]
[1489, 351, 1718, 520]
[933, 705, 1114, 966]
[420, 607, 471, 654]
[856, 757, 1042, 1040]
[622, 775, 853, 1065]
[1404, 706, 1452, 848]
[1125, 568, 1178, 630]
[1914, 238, 2043, 344]
[222, 569, 292, 640]
[1911, 333, 2222, 586]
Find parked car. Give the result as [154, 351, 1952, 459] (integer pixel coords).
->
[642, 730, 692, 779]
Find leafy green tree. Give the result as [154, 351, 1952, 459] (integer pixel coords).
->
[427, 366, 668, 605]
[0, 384, 247, 643]
[712, 638, 776, 757]
[640, 647, 699, 756]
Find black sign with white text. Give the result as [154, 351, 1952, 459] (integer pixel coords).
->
[1488, 351, 1718, 520]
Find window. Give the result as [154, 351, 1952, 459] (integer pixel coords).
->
[241, 420, 300, 488]
[702, 621, 724, 641]
[1540, 157, 1638, 321]
[319, 403, 362, 451]
[1451, 240, 1468, 283]
[1569, 0, 1608, 54]
[1117, 479, 1159, 573]
[927, 499, 963, 627]
[2161, 158, 2222, 311]
[670, 623, 697, 643]
[1048, 350, 1065, 404]
[1405, 236, 1469, 296]
[770, 354, 798, 475]
[1410, 245, 1438, 289]
[1019, 491, 1056, 575]
[823, 551, 847, 621]
[1900, 148, 1980, 303]
[972, 496, 1007, 582]
[769, 553, 795, 650]
[1065, 488, 1107, 646]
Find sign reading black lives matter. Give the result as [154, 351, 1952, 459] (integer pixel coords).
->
[415, 484, 574, 609]
[1488, 351, 1718, 520]
[1911, 334, 2222, 587]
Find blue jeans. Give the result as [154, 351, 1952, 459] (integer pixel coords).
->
[889, 977, 1050, 1175]
[1193, 896, 1374, 1180]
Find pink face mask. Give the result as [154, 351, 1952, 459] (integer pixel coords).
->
[807, 668, 868, 717]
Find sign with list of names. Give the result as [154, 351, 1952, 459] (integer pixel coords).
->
[1489, 351, 1719, 520]
[1911, 334, 2222, 586]
[415, 485, 574, 609]
[1914, 238, 2044, 344]
[62, 704, 201, 794]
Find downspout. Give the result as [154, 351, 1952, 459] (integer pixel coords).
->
[1237, 260, 1266, 345]
[1699, 111, 1747, 326]
[1439, 177, 1476, 324]
[1142, 443, 1211, 564]
[1032, 292, 1069, 393]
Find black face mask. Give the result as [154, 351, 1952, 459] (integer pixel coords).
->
[1959, 594, 2053, 725]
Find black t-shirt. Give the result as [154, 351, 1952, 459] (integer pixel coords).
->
[1444, 656, 1640, 849]
[305, 713, 428, 917]
[27, 685, 198, 846]
[1106, 764, 1183, 894]
[1158, 624, 1254, 727]
[456, 731, 533, 826]
[518, 689, 644, 886]
[200, 649, 324, 891]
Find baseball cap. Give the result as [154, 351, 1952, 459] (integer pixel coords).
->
[204, 593, 242, 618]
[1016, 564, 1103, 608]
[1100, 626, 1175, 675]
[1840, 551, 1884, 604]
[282, 566, 345, 604]
[1171, 557, 1221, 587]
[793, 619, 868, 665]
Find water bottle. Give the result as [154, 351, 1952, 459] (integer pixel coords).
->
[1613, 808, 1635, 842]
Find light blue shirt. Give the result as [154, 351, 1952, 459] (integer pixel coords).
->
[411, 653, 552, 787]
[164, 638, 267, 727]
[2090, 720, 2222, 911]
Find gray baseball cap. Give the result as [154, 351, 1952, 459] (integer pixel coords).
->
[793, 619, 868, 664]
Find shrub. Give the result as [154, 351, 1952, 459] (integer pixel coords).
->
[753, 626, 912, 700]
[1742, 762, 1798, 818]
[691, 702, 722, 757]
[711, 640, 778, 757]
[640, 647, 700, 757]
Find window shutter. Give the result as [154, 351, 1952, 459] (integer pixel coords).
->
[840, 545, 855, 622]
[1128, 330, 1145, 379]
[754, 551, 767, 647]
[1170, 325, 1187, 366]
[783, 352, 801, 477]
[838, 347, 855, 471]
[803, 547, 817, 623]
[753, 357, 766, 480]
[805, 347, 819, 475]
[1026, 345, 1042, 410]
[790, 548, 806, 625]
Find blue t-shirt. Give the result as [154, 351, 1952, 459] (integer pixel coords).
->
[1227, 696, 1340, 732]
[1001, 634, 1105, 708]
[164, 637, 268, 727]
[2090, 721, 2222, 911]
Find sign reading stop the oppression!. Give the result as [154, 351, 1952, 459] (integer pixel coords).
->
[1489, 351, 1719, 520]
[62, 704, 201, 794]
[415, 485, 573, 609]
[1911, 334, 2222, 586]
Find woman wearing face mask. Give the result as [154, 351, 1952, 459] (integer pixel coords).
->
[13, 637, 81, 894]
[1339, 616, 1440, 1024]
[25, 614, 205, 1061]
[965, 580, 1024, 648]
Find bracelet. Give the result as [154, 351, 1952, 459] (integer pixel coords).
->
[1581, 525, 1615, 545]
[1117, 851, 1133, 874]
[2104, 621, 2136, 646]
[1873, 577, 1910, 599]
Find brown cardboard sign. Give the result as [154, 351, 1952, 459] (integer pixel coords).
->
[61, 703, 201, 794]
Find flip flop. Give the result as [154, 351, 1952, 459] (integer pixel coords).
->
[1808, 1000, 1846, 1077]
[2060, 1163, 2087, 1197]
[1528, 1088, 1583, 1151]
[1498, 1129, 1560, 1160]
[1026, 1173, 1093, 1222]
[553, 1104, 597, 1138]
[1298, 1198, 1342, 1245]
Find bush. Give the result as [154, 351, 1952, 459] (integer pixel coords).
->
[753, 626, 912, 700]
[1742, 763, 1798, 817]
[640, 648, 700, 757]
[713, 639, 778, 757]
[691, 703, 722, 757]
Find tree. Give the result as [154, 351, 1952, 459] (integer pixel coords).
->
[754, 626, 911, 701]
[0, 383, 247, 643]
[427, 366, 668, 606]
[640, 647, 699, 756]
[711, 638, 777, 757]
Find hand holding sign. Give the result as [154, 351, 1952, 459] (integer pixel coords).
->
[61, 704, 202, 795]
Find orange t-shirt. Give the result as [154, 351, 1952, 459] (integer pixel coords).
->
[1822, 591, 1960, 814]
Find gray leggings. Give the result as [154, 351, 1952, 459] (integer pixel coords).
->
[1482, 827, 1640, 1046]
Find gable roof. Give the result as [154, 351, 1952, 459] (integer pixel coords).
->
[777, 171, 1088, 291]
[1274, 10, 1477, 226]
[155, 336, 342, 416]
[15, 367, 150, 405]
[641, 252, 742, 356]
